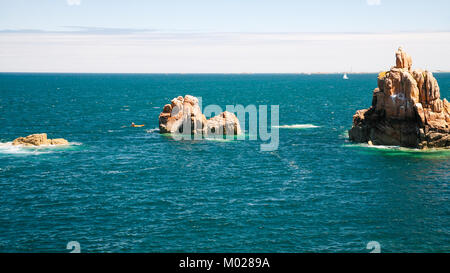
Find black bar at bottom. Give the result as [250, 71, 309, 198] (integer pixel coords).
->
[0, 253, 445, 272]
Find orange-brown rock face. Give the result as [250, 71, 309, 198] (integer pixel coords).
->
[349, 48, 450, 149]
[205, 111, 242, 135]
[12, 133, 69, 146]
[395, 47, 413, 71]
[158, 95, 207, 135]
[158, 95, 242, 136]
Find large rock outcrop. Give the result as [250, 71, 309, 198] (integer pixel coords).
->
[159, 95, 242, 136]
[349, 48, 450, 149]
[12, 133, 69, 146]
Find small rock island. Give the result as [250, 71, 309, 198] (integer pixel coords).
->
[159, 95, 242, 135]
[349, 48, 450, 149]
[12, 133, 69, 146]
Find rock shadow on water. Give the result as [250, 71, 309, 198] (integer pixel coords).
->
[159, 132, 245, 143]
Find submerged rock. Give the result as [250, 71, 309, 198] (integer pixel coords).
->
[12, 133, 69, 146]
[158, 95, 242, 136]
[349, 48, 450, 149]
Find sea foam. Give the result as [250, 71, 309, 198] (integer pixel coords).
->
[274, 124, 320, 129]
[0, 142, 81, 155]
[146, 128, 160, 133]
[344, 143, 450, 157]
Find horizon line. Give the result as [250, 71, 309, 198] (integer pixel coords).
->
[1, 71, 450, 75]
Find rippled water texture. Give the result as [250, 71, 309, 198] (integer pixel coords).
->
[0, 73, 449, 252]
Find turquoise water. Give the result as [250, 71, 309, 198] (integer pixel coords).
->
[0, 73, 449, 253]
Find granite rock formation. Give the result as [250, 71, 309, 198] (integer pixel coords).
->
[205, 111, 242, 135]
[12, 133, 69, 146]
[159, 95, 242, 136]
[349, 48, 450, 149]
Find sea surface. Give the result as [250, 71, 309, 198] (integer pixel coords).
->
[0, 73, 449, 253]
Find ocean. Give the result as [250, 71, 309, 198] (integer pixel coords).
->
[0, 73, 448, 253]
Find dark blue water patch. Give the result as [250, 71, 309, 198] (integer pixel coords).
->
[0, 73, 449, 252]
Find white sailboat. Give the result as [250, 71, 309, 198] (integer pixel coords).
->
[343, 73, 349, 80]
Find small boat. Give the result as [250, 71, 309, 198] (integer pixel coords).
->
[343, 73, 349, 80]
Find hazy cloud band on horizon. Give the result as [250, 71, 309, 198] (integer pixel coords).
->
[0, 31, 449, 73]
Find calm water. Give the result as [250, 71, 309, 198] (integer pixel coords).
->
[0, 73, 449, 253]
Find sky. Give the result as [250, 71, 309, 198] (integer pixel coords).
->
[0, 0, 449, 73]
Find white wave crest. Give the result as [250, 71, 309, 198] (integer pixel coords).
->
[274, 124, 320, 129]
[0, 141, 82, 155]
[146, 128, 160, 133]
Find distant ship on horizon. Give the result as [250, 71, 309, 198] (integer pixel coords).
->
[343, 73, 349, 80]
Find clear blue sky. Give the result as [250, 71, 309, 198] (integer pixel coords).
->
[0, 0, 449, 72]
[1, 0, 449, 33]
